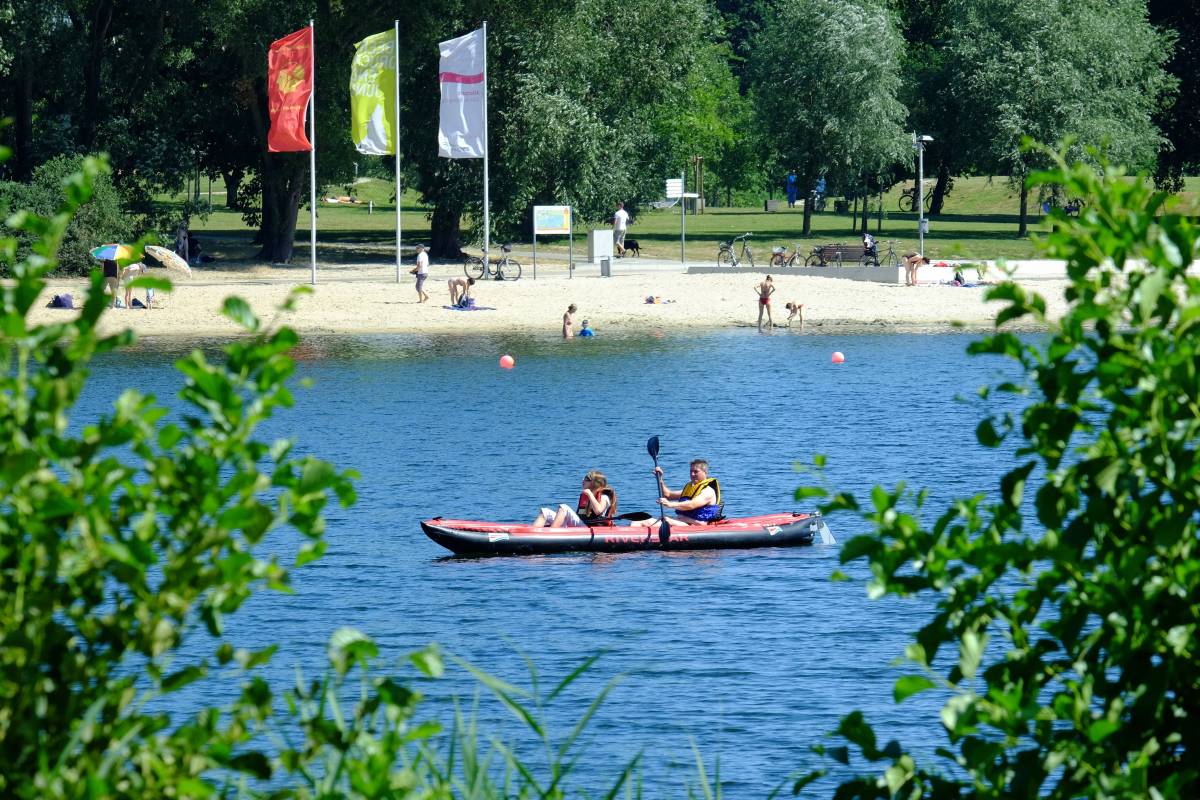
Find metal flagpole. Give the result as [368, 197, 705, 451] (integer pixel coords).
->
[308, 19, 318, 285]
[394, 19, 402, 283]
[482, 21, 489, 267]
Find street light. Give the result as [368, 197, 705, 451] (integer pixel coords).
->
[913, 133, 933, 256]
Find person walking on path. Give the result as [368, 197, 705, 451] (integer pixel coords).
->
[613, 202, 631, 257]
[563, 303, 577, 338]
[412, 245, 430, 303]
[754, 275, 776, 331]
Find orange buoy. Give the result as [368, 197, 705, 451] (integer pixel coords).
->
[499, 354, 515, 369]
[831, 351, 845, 364]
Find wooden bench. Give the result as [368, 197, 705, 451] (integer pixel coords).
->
[807, 243, 871, 267]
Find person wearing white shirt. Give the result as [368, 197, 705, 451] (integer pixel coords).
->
[613, 202, 631, 256]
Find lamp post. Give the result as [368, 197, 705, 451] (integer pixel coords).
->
[913, 133, 933, 256]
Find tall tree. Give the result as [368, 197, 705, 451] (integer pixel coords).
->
[1148, 0, 1199, 188]
[749, 0, 907, 235]
[947, 0, 1175, 235]
[392, 0, 711, 257]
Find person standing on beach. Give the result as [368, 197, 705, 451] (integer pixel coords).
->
[754, 275, 776, 331]
[448, 276, 474, 307]
[413, 245, 430, 303]
[613, 202, 631, 257]
[903, 253, 931, 286]
[563, 304, 577, 338]
[102, 259, 120, 308]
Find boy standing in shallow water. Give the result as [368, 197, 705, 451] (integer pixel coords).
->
[754, 275, 776, 331]
[784, 302, 804, 329]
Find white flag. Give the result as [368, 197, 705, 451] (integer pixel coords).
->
[437, 28, 486, 159]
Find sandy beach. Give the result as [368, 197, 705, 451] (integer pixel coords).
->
[29, 259, 1070, 338]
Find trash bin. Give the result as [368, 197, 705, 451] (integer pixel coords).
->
[600, 257, 611, 277]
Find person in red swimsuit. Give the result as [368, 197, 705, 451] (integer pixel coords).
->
[754, 275, 776, 331]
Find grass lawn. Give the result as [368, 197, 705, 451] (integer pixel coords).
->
[174, 174, 1200, 264]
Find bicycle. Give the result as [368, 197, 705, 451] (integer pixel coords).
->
[769, 243, 803, 267]
[897, 186, 933, 213]
[464, 244, 522, 281]
[717, 233, 755, 268]
[861, 239, 900, 268]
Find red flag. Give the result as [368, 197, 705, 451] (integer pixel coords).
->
[267, 27, 314, 152]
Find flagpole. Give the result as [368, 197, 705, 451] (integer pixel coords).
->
[394, 19, 402, 283]
[482, 21, 489, 267]
[308, 19, 318, 286]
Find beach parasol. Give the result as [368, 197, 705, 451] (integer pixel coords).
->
[90, 243, 135, 261]
[144, 245, 191, 276]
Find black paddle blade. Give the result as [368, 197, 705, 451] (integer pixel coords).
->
[659, 517, 671, 543]
[646, 436, 660, 459]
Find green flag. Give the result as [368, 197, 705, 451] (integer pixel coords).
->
[350, 30, 396, 155]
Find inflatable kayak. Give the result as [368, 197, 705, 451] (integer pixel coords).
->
[420, 511, 831, 556]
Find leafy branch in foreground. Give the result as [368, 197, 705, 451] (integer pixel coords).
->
[794, 150, 1199, 798]
[1, 155, 635, 797]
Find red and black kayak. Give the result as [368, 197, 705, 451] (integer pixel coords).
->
[420, 511, 831, 556]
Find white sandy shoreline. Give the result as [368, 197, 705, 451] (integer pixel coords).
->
[27, 260, 1070, 339]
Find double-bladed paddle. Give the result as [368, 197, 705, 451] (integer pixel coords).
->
[646, 436, 671, 543]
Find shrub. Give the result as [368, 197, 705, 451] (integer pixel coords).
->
[0, 153, 130, 276]
[796, 151, 1200, 797]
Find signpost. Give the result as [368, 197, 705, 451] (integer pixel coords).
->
[665, 176, 698, 264]
[532, 205, 573, 279]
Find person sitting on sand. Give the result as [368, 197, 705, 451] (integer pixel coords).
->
[563, 303, 577, 338]
[754, 275, 776, 331]
[630, 460, 722, 528]
[784, 302, 804, 328]
[903, 253, 931, 286]
[533, 470, 616, 528]
[448, 276, 475, 307]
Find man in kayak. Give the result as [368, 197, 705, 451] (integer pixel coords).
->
[631, 459, 723, 528]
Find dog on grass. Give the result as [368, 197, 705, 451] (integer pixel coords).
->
[619, 238, 641, 257]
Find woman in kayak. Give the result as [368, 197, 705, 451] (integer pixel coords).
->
[533, 470, 616, 527]
[631, 459, 722, 528]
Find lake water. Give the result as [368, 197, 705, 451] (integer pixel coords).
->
[82, 328, 1028, 796]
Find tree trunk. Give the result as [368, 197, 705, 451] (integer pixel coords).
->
[430, 204, 464, 258]
[78, 0, 114, 149]
[930, 159, 951, 215]
[860, 194, 869, 234]
[13, 52, 34, 180]
[802, 197, 812, 236]
[256, 155, 307, 263]
[1018, 178, 1029, 237]
[222, 169, 244, 210]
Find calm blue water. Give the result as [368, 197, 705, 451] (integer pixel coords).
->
[82, 329, 1029, 796]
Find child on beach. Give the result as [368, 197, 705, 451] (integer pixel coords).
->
[754, 275, 776, 331]
[563, 304, 577, 338]
[448, 276, 475, 307]
[784, 302, 804, 329]
[579, 320, 594, 337]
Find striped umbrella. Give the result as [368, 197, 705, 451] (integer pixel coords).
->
[90, 243, 135, 262]
[144, 245, 191, 276]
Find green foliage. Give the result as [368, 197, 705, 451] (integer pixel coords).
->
[0, 153, 131, 276]
[749, 0, 908, 232]
[1, 151, 644, 799]
[796, 149, 1200, 796]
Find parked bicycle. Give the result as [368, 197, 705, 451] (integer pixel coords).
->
[464, 244, 522, 280]
[861, 239, 900, 268]
[897, 185, 933, 213]
[769, 242, 803, 267]
[717, 233, 755, 268]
